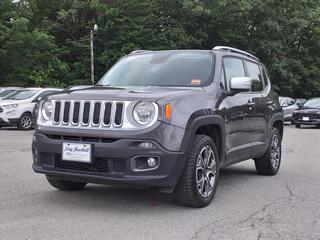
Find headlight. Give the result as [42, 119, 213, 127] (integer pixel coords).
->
[133, 102, 157, 125]
[2, 104, 18, 109]
[41, 100, 53, 121]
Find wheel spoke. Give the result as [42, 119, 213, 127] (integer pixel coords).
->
[195, 145, 217, 198]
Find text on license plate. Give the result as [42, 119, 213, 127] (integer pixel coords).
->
[62, 142, 92, 163]
[302, 117, 309, 121]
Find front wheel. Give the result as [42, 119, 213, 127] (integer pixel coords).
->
[254, 128, 281, 175]
[18, 113, 33, 130]
[46, 176, 87, 191]
[174, 135, 219, 208]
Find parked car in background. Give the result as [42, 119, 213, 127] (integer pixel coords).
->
[0, 87, 22, 100]
[292, 98, 320, 128]
[32, 89, 63, 125]
[279, 96, 299, 122]
[0, 88, 61, 130]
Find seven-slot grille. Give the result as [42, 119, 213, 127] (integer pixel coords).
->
[52, 100, 124, 128]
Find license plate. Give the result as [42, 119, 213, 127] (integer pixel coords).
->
[62, 142, 92, 163]
[302, 117, 309, 121]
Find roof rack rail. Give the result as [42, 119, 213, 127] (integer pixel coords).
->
[212, 46, 259, 61]
[130, 50, 152, 54]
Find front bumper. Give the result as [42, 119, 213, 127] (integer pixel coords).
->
[32, 124, 187, 187]
[0, 117, 19, 126]
[292, 119, 320, 125]
[292, 114, 320, 125]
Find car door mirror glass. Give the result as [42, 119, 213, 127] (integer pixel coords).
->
[230, 77, 252, 92]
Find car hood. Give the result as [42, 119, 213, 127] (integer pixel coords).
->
[295, 108, 320, 114]
[0, 99, 24, 106]
[49, 86, 205, 102]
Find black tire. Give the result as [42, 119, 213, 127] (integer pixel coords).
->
[18, 113, 33, 130]
[174, 135, 219, 208]
[46, 176, 87, 191]
[254, 128, 281, 176]
[295, 124, 301, 128]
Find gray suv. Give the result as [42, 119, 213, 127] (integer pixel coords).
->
[32, 46, 284, 207]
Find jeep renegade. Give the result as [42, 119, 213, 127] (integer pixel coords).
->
[32, 46, 284, 208]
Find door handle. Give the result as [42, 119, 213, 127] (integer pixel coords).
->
[266, 100, 273, 105]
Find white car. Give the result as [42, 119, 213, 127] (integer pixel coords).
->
[0, 88, 61, 130]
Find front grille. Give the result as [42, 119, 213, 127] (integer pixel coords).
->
[295, 113, 319, 120]
[55, 154, 109, 174]
[52, 100, 124, 128]
[53, 154, 126, 175]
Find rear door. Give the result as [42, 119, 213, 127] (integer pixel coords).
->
[244, 60, 269, 156]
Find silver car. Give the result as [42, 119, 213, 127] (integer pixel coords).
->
[279, 97, 299, 122]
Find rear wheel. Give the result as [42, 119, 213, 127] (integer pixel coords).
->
[18, 113, 33, 130]
[295, 124, 301, 128]
[174, 135, 219, 208]
[254, 128, 281, 175]
[46, 176, 87, 191]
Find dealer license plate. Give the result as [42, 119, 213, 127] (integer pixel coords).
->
[62, 142, 92, 163]
[302, 117, 309, 121]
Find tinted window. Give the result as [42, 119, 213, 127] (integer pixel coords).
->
[99, 52, 213, 87]
[4, 90, 38, 100]
[246, 61, 263, 92]
[223, 58, 245, 89]
[0, 90, 15, 97]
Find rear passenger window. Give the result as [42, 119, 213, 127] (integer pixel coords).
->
[246, 61, 263, 92]
[223, 58, 245, 90]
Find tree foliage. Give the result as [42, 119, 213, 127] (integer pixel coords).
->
[0, 0, 319, 97]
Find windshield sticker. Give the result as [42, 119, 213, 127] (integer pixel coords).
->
[191, 79, 201, 85]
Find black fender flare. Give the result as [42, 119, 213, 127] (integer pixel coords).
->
[268, 111, 284, 139]
[178, 110, 226, 171]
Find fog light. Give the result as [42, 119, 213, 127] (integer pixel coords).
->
[138, 142, 153, 148]
[147, 157, 156, 167]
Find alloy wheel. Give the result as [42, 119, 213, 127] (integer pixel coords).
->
[21, 115, 32, 129]
[196, 145, 217, 198]
[270, 134, 280, 169]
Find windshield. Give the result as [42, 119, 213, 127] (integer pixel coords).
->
[98, 52, 213, 87]
[303, 98, 320, 109]
[0, 90, 16, 97]
[4, 90, 39, 100]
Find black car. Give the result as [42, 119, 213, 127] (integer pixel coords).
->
[32, 47, 284, 207]
[292, 98, 320, 128]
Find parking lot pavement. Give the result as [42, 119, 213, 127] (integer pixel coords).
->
[0, 126, 319, 240]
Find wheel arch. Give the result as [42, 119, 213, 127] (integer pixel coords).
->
[180, 110, 226, 167]
[270, 112, 284, 140]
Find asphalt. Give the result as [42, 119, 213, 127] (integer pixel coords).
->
[0, 125, 319, 240]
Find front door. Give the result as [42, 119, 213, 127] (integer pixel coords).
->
[220, 57, 255, 163]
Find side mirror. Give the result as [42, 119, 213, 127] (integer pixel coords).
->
[230, 77, 252, 92]
[296, 102, 302, 108]
[32, 97, 41, 103]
